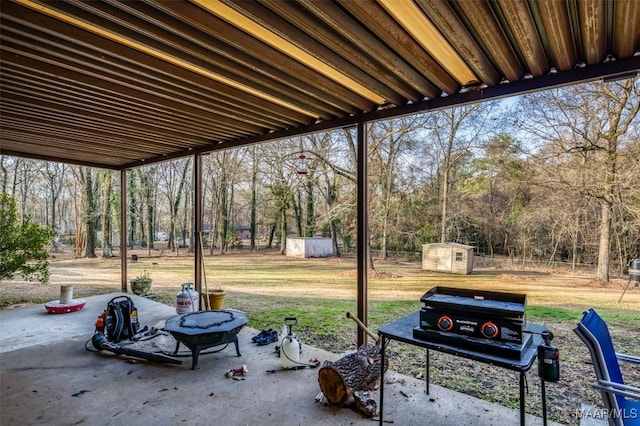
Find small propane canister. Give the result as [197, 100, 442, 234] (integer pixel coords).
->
[538, 331, 560, 382]
[176, 283, 199, 314]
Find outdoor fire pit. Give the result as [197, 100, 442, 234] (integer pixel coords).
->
[164, 309, 248, 369]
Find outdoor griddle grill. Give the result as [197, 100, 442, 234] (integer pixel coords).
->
[377, 287, 545, 426]
[413, 286, 529, 359]
[164, 309, 248, 369]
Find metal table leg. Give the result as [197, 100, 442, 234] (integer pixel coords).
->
[520, 372, 526, 426]
[541, 379, 547, 426]
[379, 336, 386, 426]
[425, 348, 430, 395]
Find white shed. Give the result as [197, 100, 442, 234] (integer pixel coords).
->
[422, 243, 474, 274]
[286, 237, 333, 258]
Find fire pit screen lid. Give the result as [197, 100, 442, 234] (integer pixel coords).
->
[164, 309, 248, 335]
[179, 310, 238, 329]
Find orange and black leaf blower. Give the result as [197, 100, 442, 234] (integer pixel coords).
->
[91, 296, 181, 365]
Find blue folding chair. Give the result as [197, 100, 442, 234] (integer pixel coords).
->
[574, 308, 640, 426]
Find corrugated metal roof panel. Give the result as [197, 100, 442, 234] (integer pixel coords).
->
[1, 0, 638, 169]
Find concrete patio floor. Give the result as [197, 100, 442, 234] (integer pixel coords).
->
[0, 293, 564, 426]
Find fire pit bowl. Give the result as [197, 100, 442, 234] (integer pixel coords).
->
[164, 309, 248, 369]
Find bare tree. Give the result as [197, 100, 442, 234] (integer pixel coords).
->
[41, 162, 68, 245]
[0, 156, 9, 194]
[10, 159, 40, 220]
[368, 117, 423, 258]
[202, 150, 247, 254]
[157, 159, 191, 253]
[339, 127, 376, 268]
[257, 140, 301, 254]
[137, 166, 158, 255]
[100, 170, 114, 258]
[249, 146, 259, 250]
[517, 78, 640, 280]
[422, 102, 500, 243]
[306, 131, 353, 256]
[72, 166, 99, 258]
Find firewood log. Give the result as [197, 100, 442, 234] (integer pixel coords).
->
[317, 345, 388, 413]
[352, 390, 377, 417]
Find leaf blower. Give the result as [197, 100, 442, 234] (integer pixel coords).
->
[90, 332, 181, 364]
[91, 296, 181, 365]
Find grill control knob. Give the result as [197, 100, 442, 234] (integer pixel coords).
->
[437, 315, 454, 331]
[481, 322, 499, 339]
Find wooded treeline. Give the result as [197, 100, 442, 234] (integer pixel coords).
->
[1, 79, 639, 281]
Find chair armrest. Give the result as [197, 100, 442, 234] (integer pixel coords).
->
[616, 353, 640, 364]
[594, 380, 640, 401]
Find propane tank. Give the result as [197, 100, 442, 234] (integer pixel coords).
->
[176, 282, 199, 314]
[280, 317, 300, 369]
[537, 331, 559, 382]
[629, 259, 640, 285]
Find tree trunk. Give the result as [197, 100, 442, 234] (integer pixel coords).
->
[218, 169, 228, 255]
[82, 167, 97, 258]
[146, 192, 154, 256]
[293, 188, 303, 237]
[305, 178, 314, 236]
[138, 168, 156, 254]
[279, 208, 286, 255]
[0, 156, 7, 194]
[101, 170, 112, 258]
[208, 183, 216, 254]
[72, 177, 84, 257]
[173, 159, 191, 254]
[317, 345, 387, 416]
[128, 173, 137, 249]
[268, 224, 276, 248]
[596, 199, 611, 281]
[368, 223, 376, 271]
[440, 162, 450, 243]
[250, 147, 258, 250]
[43, 162, 66, 251]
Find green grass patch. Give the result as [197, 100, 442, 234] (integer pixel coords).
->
[527, 305, 582, 322]
[527, 304, 639, 324]
[228, 293, 356, 336]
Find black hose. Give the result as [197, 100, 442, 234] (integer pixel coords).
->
[91, 332, 182, 365]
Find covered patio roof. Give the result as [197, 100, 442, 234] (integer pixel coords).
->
[1, 0, 639, 170]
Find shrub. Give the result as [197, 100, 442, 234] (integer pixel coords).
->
[0, 194, 56, 282]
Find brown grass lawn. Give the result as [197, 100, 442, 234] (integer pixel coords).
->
[4, 249, 638, 309]
[1, 249, 638, 425]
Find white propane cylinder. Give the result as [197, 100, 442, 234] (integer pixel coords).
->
[280, 333, 300, 369]
[176, 282, 199, 314]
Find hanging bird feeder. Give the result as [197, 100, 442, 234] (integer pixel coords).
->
[296, 153, 308, 176]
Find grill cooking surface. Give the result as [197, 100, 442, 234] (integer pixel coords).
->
[424, 294, 523, 314]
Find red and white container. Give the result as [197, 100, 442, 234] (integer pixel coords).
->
[176, 282, 199, 314]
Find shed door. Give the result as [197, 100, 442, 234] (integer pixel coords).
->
[436, 247, 452, 272]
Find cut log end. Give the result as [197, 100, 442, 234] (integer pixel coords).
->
[317, 345, 387, 414]
[318, 366, 347, 404]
